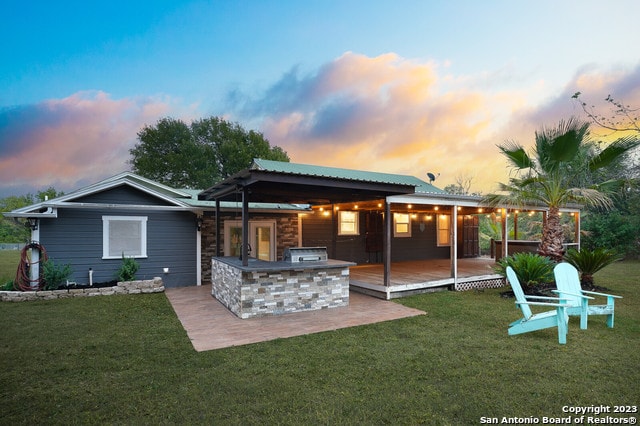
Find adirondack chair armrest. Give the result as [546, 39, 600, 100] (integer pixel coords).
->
[516, 300, 568, 308]
[581, 290, 622, 299]
[525, 295, 560, 301]
[552, 290, 594, 300]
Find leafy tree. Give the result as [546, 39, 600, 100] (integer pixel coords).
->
[581, 186, 640, 256]
[577, 126, 640, 257]
[483, 118, 640, 262]
[129, 116, 289, 189]
[0, 187, 64, 243]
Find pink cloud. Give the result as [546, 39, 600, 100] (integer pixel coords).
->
[234, 54, 640, 194]
[237, 52, 523, 192]
[0, 91, 179, 196]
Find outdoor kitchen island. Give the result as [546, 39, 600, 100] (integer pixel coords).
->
[211, 250, 355, 319]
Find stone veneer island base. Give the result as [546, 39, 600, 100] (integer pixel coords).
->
[211, 257, 355, 319]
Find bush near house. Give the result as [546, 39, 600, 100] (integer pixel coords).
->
[495, 252, 555, 290]
[116, 255, 139, 282]
[41, 259, 73, 290]
[563, 247, 623, 290]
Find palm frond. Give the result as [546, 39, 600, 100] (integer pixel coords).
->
[535, 118, 588, 172]
[588, 135, 640, 171]
[594, 178, 627, 194]
[564, 248, 622, 276]
[497, 141, 534, 170]
[482, 178, 546, 208]
[564, 187, 614, 210]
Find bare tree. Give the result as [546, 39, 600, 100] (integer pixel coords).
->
[572, 92, 640, 134]
[443, 173, 481, 196]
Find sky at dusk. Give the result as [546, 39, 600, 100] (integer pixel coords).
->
[2, 0, 640, 198]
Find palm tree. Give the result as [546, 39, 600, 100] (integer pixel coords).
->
[484, 117, 639, 262]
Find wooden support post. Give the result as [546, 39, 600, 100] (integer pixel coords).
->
[451, 205, 458, 281]
[241, 187, 249, 266]
[215, 199, 221, 257]
[384, 201, 391, 289]
[501, 209, 508, 259]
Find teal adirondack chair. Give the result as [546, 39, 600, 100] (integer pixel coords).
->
[505, 267, 569, 344]
[553, 263, 622, 329]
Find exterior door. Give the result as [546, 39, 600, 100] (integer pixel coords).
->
[365, 211, 383, 262]
[224, 220, 276, 260]
[458, 215, 479, 258]
[251, 222, 275, 261]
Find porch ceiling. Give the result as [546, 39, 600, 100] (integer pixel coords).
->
[198, 169, 417, 205]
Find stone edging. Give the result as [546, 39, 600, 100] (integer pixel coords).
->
[0, 277, 164, 302]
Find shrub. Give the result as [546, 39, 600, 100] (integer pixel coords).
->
[495, 252, 555, 289]
[42, 259, 73, 290]
[581, 211, 640, 258]
[563, 247, 623, 289]
[1, 280, 15, 291]
[116, 255, 139, 282]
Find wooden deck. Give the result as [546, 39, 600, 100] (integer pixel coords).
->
[349, 257, 504, 299]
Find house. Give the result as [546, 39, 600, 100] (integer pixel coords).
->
[5, 159, 581, 307]
[4, 171, 308, 288]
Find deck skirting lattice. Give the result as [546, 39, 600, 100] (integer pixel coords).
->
[455, 277, 505, 292]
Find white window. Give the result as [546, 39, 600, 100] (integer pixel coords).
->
[338, 211, 359, 236]
[437, 214, 451, 246]
[102, 216, 148, 259]
[394, 213, 411, 237]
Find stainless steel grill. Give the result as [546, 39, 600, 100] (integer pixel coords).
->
[283, 247, 328, 263]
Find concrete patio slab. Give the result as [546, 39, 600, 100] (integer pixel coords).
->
[165, 285, 426, 351]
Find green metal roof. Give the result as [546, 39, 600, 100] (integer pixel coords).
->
[251, 159, 445, 194]
[179, 188, 309, 211]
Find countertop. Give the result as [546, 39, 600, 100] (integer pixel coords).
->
[213, 256, 356, 272]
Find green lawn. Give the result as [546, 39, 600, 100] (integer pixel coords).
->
[1, 261, 638, 425]
[0, 249, 20, 285]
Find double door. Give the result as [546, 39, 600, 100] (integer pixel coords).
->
[225, 220, 276, 261]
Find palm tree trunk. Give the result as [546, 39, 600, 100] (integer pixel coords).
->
[538, 207, 565, 262]
[581, 273, 595, 291]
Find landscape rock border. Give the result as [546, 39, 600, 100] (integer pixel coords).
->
[0, 277, 164, 302]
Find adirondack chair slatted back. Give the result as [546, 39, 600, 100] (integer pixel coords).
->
[506, 267, 532, 320]
[553, 263, 582, 306]
[554, 262, 621, 329]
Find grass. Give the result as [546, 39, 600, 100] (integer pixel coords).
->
[0, 249, 20, 285]
[1, 260, 638, 425]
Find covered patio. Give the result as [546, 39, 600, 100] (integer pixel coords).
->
[350, 257, 503, 298]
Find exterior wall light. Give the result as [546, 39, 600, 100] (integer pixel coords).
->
[26, 217, 38, 230]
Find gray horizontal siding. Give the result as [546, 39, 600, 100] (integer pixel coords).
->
[301, 212, 449, 264]
[76, 185, 171, 206]
[39, 207, 197, 288]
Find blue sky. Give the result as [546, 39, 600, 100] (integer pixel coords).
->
[1, 0, 639, 197]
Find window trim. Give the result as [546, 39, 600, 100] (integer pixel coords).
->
[102, 215, 148, 259]
[393, 213, 412, 238]
[338, 210, 359, 236]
